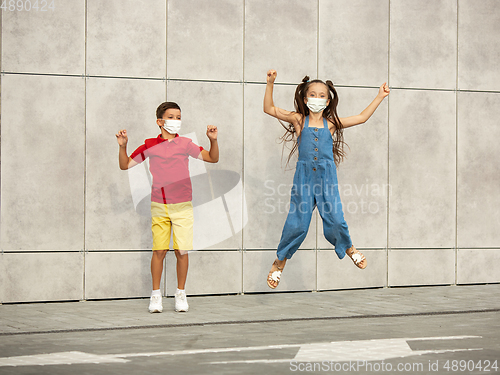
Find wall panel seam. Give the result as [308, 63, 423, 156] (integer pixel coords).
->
[0, 0, 2, 255]
[83, 0, 88, 300]
[241, 0, 246, 268]
[315, 0, 320, 292]
[455, 0, 460, 286]
[387, 0, 391, 288]
[316, 0, 319, 79]
[1, 71, 499, 95]
[165, 0, 168, 100]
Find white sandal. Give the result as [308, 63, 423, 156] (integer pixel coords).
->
[267, 260, 283, 289]
[347, 247, 367, 269]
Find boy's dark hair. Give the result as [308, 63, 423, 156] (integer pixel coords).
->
[156, 102, 181, 119]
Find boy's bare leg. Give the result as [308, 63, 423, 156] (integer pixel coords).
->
[151, 250, 167, 290]
[174, 250, 189, 289]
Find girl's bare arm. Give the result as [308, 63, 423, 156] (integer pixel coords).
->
[340, 83, 390, 128]
[263, 70, 302, 133]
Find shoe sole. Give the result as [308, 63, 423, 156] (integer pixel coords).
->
[175, 308, 188, 312]
[149, 308, 163, 313]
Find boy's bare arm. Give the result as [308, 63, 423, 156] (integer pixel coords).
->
[116, 129, 137, 170]
[199, 125, 219, 163]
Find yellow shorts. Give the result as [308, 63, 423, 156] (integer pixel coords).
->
[151, 201, 193, 251]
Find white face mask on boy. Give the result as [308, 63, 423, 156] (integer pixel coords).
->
[306, 97, 328, 113]
[162, 119, 182, 134]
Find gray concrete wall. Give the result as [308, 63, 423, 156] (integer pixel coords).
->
[1, 0, 499, 303]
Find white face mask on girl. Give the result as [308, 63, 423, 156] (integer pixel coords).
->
[162, 119, 182, 134]
[306, 97, 328, 113]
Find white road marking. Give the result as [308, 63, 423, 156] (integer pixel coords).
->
[0, 335, 482, 367]
[0, 351, 128, 367]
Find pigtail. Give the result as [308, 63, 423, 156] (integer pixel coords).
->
[278, 76, 310, 169]
[294, 76, 311, 119]
[324, 80, 347, 165]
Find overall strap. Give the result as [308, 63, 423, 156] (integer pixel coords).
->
[304, 116, 310, 128]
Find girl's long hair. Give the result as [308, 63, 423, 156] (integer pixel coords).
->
[279, 76, 347, 168]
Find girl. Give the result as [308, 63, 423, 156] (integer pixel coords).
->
[263, 70, 390, 289]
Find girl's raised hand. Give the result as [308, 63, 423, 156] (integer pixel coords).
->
[378, 82, 390, 98]
[267, 69, 277, 84]
[206, 125, 218, 140]
[116, 129, 128, 147]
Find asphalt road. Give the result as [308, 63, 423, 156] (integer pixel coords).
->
[1, 285, 499, 374]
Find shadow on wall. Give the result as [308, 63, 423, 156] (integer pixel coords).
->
[128, 133, 247, 250]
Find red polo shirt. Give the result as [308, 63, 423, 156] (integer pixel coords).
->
[130, 134, 203, 204]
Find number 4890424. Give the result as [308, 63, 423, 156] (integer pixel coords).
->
[1, 1, 55, 12]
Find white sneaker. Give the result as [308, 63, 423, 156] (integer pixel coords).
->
[175, 291, 189, 312]
[148, 295, 163, 313]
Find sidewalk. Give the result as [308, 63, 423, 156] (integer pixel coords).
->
[1, 284, 499, 336]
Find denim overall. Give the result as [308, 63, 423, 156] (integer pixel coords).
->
[276, 116, 352, 261]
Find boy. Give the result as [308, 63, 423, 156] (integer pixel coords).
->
[116, 102, 219, 312]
